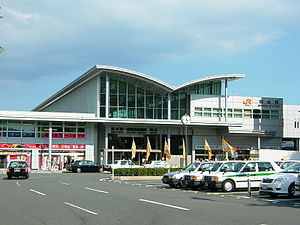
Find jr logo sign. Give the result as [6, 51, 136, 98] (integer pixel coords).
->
[243, 99, 252, 106]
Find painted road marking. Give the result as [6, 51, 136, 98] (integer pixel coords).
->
[139, 199, 190, 211]
[16, 182, 21, 187]
[207, 191, 258, 195]
[64, 202, 98, 216]
[30, 189, 46, 196]
[84, 187, 109, 194]
[261, 199, 299, 204]
[58, 181, 70, 186]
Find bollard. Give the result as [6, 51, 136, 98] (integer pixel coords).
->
[247, 174, 251, 197]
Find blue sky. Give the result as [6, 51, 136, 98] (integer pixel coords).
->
[1, 0, 300, 110]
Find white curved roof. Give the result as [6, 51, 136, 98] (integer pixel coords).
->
[33, 65, 245, 111]
[96, 65, 245, 91]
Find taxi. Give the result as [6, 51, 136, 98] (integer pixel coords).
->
[202, 161, 281, 192]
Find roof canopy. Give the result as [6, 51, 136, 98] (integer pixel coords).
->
[33, 65, 245, 111]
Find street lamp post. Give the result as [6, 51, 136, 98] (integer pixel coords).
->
[48, 124, 53, 170]
[181, 114, 191, 167]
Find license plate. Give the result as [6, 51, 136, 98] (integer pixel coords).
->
[14, 169, 21, 172]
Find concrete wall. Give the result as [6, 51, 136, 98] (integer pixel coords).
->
[190, 95, 283, 138]
[259, 149, 300, 161]
[283, 105, 300, 138]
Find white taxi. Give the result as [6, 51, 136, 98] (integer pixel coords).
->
[260, 162, 300, 197]
[202, 161, 281, 192]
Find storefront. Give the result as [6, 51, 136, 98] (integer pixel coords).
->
[0, 143, 87, 169]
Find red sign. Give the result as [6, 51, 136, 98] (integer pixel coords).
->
[0, 143, 86, 150]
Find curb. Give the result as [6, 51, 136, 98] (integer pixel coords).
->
[111, 176, 162, 180]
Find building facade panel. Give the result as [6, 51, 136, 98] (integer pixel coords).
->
[41, 76, 98, 114]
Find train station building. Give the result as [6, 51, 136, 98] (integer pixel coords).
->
[0, 65, 299, 169]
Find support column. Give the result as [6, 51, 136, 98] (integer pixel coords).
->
[96, 75, 100, 117]
[105, 73, 109, 118]
[168, 93, 171, 120]
[105, 125, 108, 164]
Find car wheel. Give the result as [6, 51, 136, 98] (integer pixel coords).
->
[76, 168, 82, 173]
[288, 183, 296, 198]
[222, 180, 235, 192]
[99, 167, 104, 173]
[25, 175, 29, 179]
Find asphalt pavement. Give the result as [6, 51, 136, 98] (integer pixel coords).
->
[1, 172, 300, 225]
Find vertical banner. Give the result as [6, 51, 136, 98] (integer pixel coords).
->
[146, 137, 152, 161]
[131, 138, 136, 159]
[164, 138, 172, 160]
[182, 138, 186, 162]
[204, 139, 213, 160]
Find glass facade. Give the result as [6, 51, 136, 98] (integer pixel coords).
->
[100, 73, 169, 119]
[99, 72, 222, 120]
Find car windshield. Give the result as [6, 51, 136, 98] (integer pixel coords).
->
[209, 162, 223, 172]
[281, 161, 298, 170]
[9, 161, 28, 168]
[185, 162, 201, 171]
[219, 162, 246, 172]
[282, 163, 300, 173]
[198, 162, 213, 172]
[128, 161, 135, 165]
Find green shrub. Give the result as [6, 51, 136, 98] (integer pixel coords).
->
[114, 168, 183, 176]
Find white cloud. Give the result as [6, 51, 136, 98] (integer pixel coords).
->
[1, 0, 300, 81]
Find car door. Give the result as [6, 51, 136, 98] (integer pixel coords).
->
[256, 162, 277, 187]
[239, 162, 257, 188]
[89, 161, 99, 172]
[85, 161, 93, 172]
[81, 160, 88, 172]
[120, 161, 127, 168]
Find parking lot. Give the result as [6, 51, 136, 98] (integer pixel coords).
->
[2, 172, 299, 225]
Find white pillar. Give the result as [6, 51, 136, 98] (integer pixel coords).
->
[224, 79, 228, 122]
[105, 73, 109, 118]
[31, 149, 39, 170]
[105, 125, 108, 164]
[168, 93, 171, 120]
[48, 122, 52, 170]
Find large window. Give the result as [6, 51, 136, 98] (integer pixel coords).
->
[102, 73, 222, 120]
[193, 107, 280, 120]
[106, 73, 168, 119]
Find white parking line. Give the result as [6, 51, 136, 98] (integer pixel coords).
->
[139, 199, 190, 211]
[206, 192, 258, 195]
[30, 189, 46, 196]
[84, 187, 109, 194]
[16, 182, 21, 187]
[64, 202, 98, 216]
[58, 181, 70, 186]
